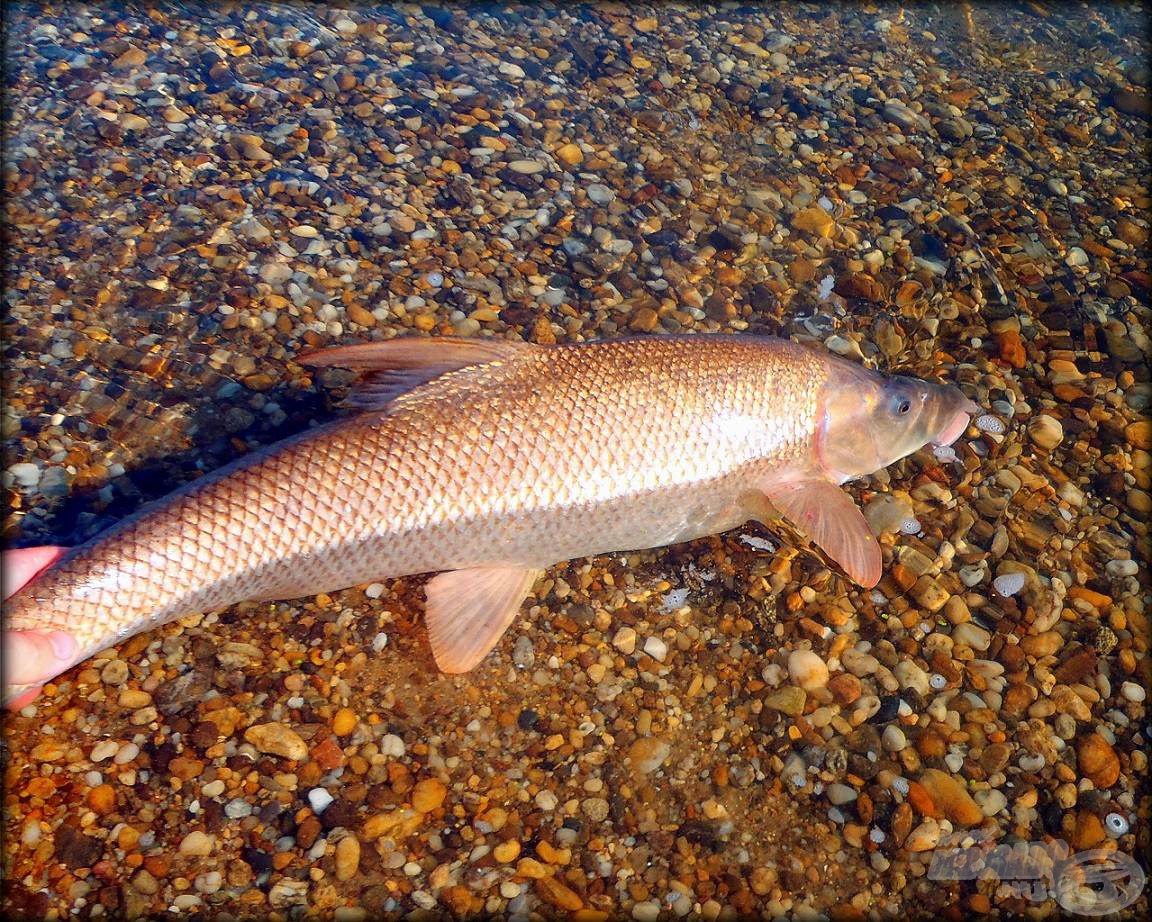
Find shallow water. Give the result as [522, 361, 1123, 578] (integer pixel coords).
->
[3, 3, 1149, 919]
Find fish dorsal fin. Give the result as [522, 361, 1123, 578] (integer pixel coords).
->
[299, 337, 537, 411]
[424, 566, 544, 673]
[763, 479, 883, 587]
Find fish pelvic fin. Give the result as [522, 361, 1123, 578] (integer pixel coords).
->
[299, 336, 539, 411]
[424, 565, 544, 673]
[762, 479, 883, 587]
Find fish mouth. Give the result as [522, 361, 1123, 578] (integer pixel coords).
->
[931, 398, 980, 447]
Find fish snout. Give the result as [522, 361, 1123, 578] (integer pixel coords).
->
[930, 391, 980, 447]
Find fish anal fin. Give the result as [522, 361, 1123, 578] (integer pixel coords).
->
[762, 479, 883, 587]
[300, 337, 538, 411]
[424, 565, 544, 673]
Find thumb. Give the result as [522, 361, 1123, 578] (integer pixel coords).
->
[3, 630, 78, 685]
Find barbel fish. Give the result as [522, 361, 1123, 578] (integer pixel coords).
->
[3, 334, 978, 701]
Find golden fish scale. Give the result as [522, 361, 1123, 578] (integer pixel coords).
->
[5, 336, 827, 664]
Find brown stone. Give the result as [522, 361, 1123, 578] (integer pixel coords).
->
[411, 778, 447, 813]
[791, 206, 836, 238]
[1069, 810, 1107, 849]
[629, 306, 659, 332]
[918, 769, 984, 826]
[1054, 647, 1098, 684]
[535, 875, 583, 912]
[995, 329, 1027, 368]
[827, 672, 862, 705]
[905, 781, 939, 818]
[87, 784, 116, 816]
[833, 272, 885, 302]
[1077, 734, 1120, 788]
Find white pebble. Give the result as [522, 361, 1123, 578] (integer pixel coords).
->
[1018, 753, 1046, 771]
[632, 900, 661, 922]
[1106, 559, 1139, 578]
[976, 414, 1005, 433]
[642, 636, 668, 662]
[788, 649, 830, 690]
[114, 742, 140, 764]
[882, 726, 907, 752]
[308, 788, 334, 814]
[179, 831, 214, 856]
[195, 871, 222, 894]
[978, 789, 1008, 816]
[1120, 681, 1146, 703]
[91, 740, 119, 762]
[379, 734, 406, 758]
[932, 445, 958, 463]
[535, 790, 558, 811]
[22, 819, 41, 845]
[929, 673, 948, 691]
[993, 572, 1027, 596]
[8, 462, 41, 487]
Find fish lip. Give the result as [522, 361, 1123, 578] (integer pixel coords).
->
[930, 400, 979, 447]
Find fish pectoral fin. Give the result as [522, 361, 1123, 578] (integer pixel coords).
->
[424, 565, 544, 673]
[762, 480, 883, 587]
[299, 337, 539, 411]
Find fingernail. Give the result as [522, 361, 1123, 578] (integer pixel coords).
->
[48, 631, 77, 661]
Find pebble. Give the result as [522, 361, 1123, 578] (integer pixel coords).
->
[507, 159, 546, 174]
[335, 835, 361, 880]
[411, 778, 447, 813]
[244, 723, 308, 761]
[992, 572, 1027, 596]
[918, 769, 985, 826]
[179, 831, 214, 857]
[791, 206, 836, 238]
[642, 636, 668, 662]
[87, 784, 116, 816]
[788, 650, 830, 690]
[8, 462, 41, 487]
[1027, 415, 1064, 451]
[1078, 734, 1121, 788]
[628, 737, 671, 775]
[308, 788, 334, 814]
[882, 726, 907, 752]
[763, 686, 806, 716]
[332, 708, 357, 737]
[632, 900, 662, 922]
[1065, 247, 1089, 267]
[612, 626, 638, 654]
[904, 819, 942, 852]
[555, 142, 583, 166]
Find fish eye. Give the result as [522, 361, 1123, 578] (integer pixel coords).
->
[897, 399, 911, 415]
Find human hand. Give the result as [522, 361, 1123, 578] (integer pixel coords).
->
[3, 546, 76, 709]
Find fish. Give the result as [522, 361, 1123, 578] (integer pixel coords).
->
[2, 334, 978, 702]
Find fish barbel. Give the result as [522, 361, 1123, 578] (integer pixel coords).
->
[3, 335, 977, 699]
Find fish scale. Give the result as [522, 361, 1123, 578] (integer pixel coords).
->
[4, 334, 974, 696]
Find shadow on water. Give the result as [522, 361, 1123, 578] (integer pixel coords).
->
[13, 373, 345, 548]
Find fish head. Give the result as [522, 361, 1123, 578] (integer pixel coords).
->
[817, 360, 979, 483]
